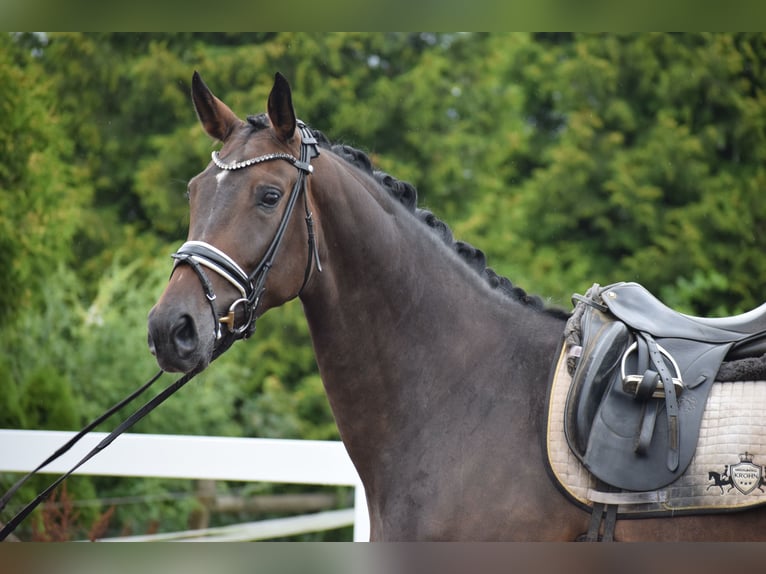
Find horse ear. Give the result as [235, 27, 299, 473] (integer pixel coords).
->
[267, 72, 297, 143]
[191, 71, 242, 142]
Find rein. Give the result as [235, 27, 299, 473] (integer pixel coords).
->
[0, 369, 189, 540]
[171, 120, 321, 340]
[0, 370, 163, 540]
[0, 338, 237, 542]
[0, 123, 321, 541]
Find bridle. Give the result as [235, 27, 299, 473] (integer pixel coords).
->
[0, 123, 323, 541]
[171, 120, 322, 341]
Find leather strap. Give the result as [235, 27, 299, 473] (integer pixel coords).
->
[582, 479, 619, 542]
[634, 400, 660, 455]
[0, 370, 163, 519]
[641, 333, 680, 471]
[172, 249, 230, 340]
[583, 502, 618, 542]
[0, 369, 193, 541]
[587, 489, 668, 505]
[584, 503, 605, 541]
[0, 338, 236, 542]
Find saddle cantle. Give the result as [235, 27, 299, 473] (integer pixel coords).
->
[563, 282, 766, 492]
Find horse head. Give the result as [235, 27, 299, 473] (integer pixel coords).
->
[147, 72, 320, 373]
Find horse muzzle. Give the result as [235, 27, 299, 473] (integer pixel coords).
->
[147, 301, 215, 373]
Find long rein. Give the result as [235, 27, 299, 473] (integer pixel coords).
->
[0, 123, 321, 541]
[0, 364, 205, 541]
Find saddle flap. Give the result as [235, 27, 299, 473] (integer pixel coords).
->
[564, 307, 631, 455]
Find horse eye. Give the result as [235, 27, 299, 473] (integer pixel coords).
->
[260, 189, 282, 207]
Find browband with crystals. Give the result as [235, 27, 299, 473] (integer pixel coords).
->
[212, 150, 313, 173]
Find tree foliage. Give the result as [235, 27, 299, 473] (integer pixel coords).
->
[0, 34, 90, 325]
[2, 32, 766, 539]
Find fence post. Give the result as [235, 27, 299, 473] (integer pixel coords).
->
[353, 480, 369, 541]
[189, 479, 216, 530]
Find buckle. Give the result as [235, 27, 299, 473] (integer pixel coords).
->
[620, 341, 684, 398]
[622, 374, 684, 399]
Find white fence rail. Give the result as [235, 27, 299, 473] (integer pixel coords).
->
[0, 430, 369, 541]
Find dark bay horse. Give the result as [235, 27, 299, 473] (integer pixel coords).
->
[148, 72, 766, 540]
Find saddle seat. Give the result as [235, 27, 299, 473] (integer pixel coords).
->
[563, 282, 766, 493]
[602, 282, 766, 358]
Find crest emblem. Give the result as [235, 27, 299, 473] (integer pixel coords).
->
[708, 453, 766, 495]
[730, 453, 763, 495]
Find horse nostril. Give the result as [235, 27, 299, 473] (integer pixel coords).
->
[172, 314, 198, 357]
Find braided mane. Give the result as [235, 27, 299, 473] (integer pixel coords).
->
[246, 114, 565, 317]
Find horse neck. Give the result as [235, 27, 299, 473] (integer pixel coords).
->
[299, 156, 564, 473]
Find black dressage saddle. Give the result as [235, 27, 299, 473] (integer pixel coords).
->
[564, 282, 766, 492]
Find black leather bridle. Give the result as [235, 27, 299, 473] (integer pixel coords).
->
[171, 120, 322, 340]
[0, 122, 322, 541]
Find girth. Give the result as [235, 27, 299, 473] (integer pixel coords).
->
[563, 282, 766, 492]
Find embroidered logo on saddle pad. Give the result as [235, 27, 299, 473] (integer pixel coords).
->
[708, 453, 766, 495]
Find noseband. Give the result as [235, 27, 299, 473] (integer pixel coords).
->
[170, 121, 321, 340]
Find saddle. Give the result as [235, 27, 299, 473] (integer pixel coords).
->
[564, 282, 766, 492]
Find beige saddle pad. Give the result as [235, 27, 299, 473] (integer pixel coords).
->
[547, 344, 766, 515]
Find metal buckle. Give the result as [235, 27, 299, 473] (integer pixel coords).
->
[620, 341, 684, 398]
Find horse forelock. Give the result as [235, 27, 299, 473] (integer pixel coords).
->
[243, 113, 564, 317]
[246, 113, 270, 131]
